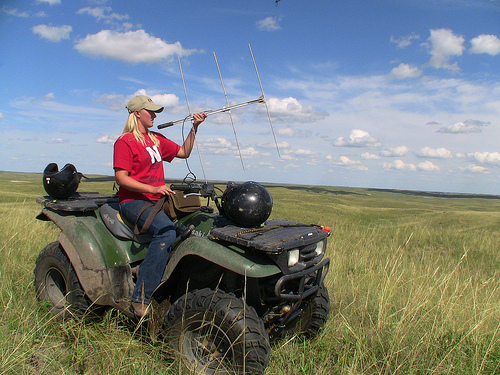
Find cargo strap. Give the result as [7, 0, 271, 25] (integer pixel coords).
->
[134, 195, 167, 235]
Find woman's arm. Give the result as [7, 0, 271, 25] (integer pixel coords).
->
[176, 112, 207, 159]
[115, 169, 175, 196]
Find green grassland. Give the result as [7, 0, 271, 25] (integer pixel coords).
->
[1, 171, 499, 374]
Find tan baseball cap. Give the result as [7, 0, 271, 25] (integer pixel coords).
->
[126, 95, 164, 113]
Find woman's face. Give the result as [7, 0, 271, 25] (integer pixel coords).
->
[135, 109, 156, 132]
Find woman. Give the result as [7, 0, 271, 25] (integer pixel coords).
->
[113, 95, 206, 317]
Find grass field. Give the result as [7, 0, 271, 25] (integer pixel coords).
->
[0, 171, 499, 374]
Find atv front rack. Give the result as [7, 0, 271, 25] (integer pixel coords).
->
[208, 219, 329, 254]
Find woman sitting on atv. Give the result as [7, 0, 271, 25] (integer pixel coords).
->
[113, 95, 206, 317]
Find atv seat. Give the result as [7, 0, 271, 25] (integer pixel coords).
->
[100, 202, 153, 244]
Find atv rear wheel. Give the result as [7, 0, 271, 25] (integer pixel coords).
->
[163, 288, 270, 374]
[34, 241, 91, 320]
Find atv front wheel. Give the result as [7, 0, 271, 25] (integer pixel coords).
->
[163, 288, 270, 374]
[34, 241, 91, 320]
[285, 282, 330, 339]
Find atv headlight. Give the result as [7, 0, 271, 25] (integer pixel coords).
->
[288, 248, 300, 267]
[314, 240, 326, 256]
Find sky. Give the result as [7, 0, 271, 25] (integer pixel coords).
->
[1, 0, 499, 195]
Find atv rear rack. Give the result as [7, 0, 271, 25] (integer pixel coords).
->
[36, 193, 118, 212]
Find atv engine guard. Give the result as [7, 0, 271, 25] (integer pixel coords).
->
[274, 257, 330, 301]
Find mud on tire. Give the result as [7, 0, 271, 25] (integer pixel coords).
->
[162, 288, 271, 375]
[34, 241, 91, 320]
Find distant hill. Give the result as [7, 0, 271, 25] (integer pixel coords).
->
[368, 188, 500, 200]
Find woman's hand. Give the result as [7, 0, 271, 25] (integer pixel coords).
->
[151, 184, 176, 196]
[192, 112, 207, 130]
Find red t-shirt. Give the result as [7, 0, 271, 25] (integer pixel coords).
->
[113, 132, 181, 203]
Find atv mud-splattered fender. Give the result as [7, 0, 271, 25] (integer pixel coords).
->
[165, 235, 280, 279]
[37, 208, 145, 305]
[152, 235, 281, 301]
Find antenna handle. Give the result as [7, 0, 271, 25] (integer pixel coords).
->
[157, 121, 175, 129]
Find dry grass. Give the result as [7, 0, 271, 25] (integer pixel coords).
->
[1, 173, 500, 374]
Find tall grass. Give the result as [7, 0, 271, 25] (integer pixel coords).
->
[268, 186, 500, 374]
[1, 172, 500, 374]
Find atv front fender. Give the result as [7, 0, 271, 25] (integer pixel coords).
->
[164, 236, 281, 280]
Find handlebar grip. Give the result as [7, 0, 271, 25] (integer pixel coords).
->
[170, 184, 191, 191]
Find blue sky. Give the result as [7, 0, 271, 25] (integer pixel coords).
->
[1, 0, 499, 194]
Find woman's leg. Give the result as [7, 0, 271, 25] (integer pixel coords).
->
[120, 200, 176, 305]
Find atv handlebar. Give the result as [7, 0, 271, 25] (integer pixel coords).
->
[170, 182, 218, 199]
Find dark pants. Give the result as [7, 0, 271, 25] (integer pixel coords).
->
[119, 199, 176, 304]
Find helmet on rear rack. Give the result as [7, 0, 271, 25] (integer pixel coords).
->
[43, 163, 83, 199]
[221, 181, 273, 227]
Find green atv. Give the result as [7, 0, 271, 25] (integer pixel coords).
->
[34, 181, 330, 374]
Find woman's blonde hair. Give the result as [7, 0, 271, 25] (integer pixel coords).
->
[122, 113, 160, 147]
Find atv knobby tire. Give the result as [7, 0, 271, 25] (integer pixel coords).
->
[34, 241, 91, 320]
[163, 288, 270, 375]
[286, 282, 330, 338]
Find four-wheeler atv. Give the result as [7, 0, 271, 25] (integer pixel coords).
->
[34, 180, 330, 374]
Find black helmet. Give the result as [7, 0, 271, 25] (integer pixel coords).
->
[43, 163, 83, 199]
[221, 181, 273, 227]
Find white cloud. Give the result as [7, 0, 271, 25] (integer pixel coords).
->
[96, 135, 118, 144]
[384, 159, 417, 171]
[48, 138, 64, 144]
[416, 147, 453, 159]
[294, 148, 317, 157]
[417, 161, 440, 171]
[36, 0, 61, 5]
[43, 92, 55, 101]
[95, 94, 127, 111]
[282, 148, 318, 161]
[390, 33, 420, 48]
[381, 145, 409, 157]
[131, 89, 180, 109]
[1, 6, 29, 17]
[425, 28, 465, 71]
[334, 129, 381, 147]
[32, 24, 72, 42]
[437, 119, 489, 134]
[277, 127, 296, 136]
[0, 112, 4, 119]
[240, 147, 260, 157]
[257, 16, 282, 31]
[74, 29, 196, 64]
[339, 156, 357, 165]
[266, 97, 326, 121]
[331, 156, 368, 170]
[77, 7, 129, 23]
[470, 34, 500, 56]
[389, 63, 423, 79]
[361, 152, 380, 160]
[199, 137, 236, 155]
[470, 151, 500, 165]
[463, 164, 489, 174]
